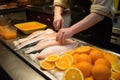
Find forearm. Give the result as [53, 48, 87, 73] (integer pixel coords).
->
[70, 13, 105, 35]
[54, 6, 63, 16]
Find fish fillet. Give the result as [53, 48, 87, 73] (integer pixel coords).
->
[13, 28, 55, 46]
[25, 38, 75, 53]
[29, 41, 79, 60]
[16, 33, 56, 49]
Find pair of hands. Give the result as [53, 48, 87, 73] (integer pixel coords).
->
[53, 14, 74, 44]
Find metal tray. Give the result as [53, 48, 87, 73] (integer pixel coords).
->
[0, 36, 120, 80]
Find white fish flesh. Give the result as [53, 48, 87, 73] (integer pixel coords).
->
[13, 28, 55, 46]
[29, 41, 79, 60]
[25, 37, 56, 53]
[16, 33, 56, 49]
[25, 38, 75, 53]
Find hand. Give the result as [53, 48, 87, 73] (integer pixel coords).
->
[56, 28, 74, 44]
[53, 14, 64, 31]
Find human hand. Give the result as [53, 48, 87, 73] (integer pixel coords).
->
[53, 14, 64, 31]
[56, 28, 74, 44]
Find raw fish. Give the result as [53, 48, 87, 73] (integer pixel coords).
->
[16, 33, 56, 49]
[25, 38, 75, 53]
[13, 28, 55, 46]
[29, 41, 79, 60]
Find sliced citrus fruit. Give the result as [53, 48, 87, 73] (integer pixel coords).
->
[61, 54, 74, 63]
[112, 62, 120, 73]
[45, 54, 59, 62]
[40, 60, 55, 70]
[63, 67, 84, 80]
[76, 46, 91, 54]
[55, 54, 73, 70]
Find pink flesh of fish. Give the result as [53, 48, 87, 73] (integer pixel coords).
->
[16, 33, 56, 49]
[25, 38, 75, 53]
[35, 41, 79, 59]
[13, 28, 55, 46]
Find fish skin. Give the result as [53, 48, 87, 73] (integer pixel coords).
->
[24, 37, 57, 53]
[36, 41, 79, 59]
[25, 38, 77, 54]
[16, 33, 56, 49]
[13, 28, 55, 46]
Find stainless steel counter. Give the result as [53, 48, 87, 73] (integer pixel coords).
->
[0, 36, 58, 80]
[0, 41, 46, 80]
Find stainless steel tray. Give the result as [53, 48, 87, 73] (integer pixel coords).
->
[0, 36, 120, 80]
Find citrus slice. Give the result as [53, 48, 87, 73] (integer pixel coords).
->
[63, 67, 84, 80]
[76, 46, 91, 54]
[112, 63, 120, 73]
[40, 60, 55, 70]
[55, 54, 73, 70]
[45, 54, 59, 62]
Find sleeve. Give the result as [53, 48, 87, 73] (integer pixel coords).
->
[90, 0, 115, 18]
[53, 0, 69, 9]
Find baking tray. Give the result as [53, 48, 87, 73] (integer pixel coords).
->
[0, 36, 120, 80]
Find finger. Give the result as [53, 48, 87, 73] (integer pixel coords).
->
[61, 32, 66, 44]
[56, 31, 63, 43]
[61, 21, 64, 28]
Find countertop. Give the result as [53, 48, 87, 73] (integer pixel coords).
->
[0, 41, 46, 80]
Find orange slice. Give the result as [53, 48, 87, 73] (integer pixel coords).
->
[63, 67, 84, 80]
[55, 54, 73, 70]
[76, 46, 91, 54]
[45, 54, 59, 62]
[112, 62, 120, 73]
[40, 60, 55, 70]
